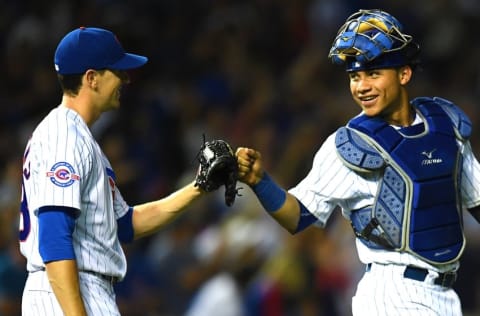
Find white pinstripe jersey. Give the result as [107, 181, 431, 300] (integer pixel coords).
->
[20, 105, 129, 279]
[289, 116, 480, 273]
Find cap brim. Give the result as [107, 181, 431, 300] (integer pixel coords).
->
[109, 53, 148, 70]
[345, 50, 407, 72]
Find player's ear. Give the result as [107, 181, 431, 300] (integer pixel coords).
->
[398, 66, 412, 85]
[84, 69, 98, 89]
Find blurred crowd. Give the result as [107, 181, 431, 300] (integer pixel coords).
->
[1, 0, 480, 315]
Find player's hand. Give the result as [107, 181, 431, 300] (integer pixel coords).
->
[236, 147, 264, 187]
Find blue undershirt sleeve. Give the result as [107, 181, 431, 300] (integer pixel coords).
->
[117, 207, 134, 243]
[38, 206, 78, 263]
[294, 199, 318, 233]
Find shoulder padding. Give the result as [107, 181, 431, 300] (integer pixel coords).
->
[411, 96, 472, 140]
[335, 127, 385, 172]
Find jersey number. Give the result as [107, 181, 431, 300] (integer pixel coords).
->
[19, 144, 31, 241]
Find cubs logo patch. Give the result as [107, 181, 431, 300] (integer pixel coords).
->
[106, 168, 116, 199]
[46, 162, 80, 187]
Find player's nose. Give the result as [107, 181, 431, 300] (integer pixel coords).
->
[355, 78, 372, 94]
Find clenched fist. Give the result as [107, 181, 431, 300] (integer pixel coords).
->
[235, 147, 264, 187]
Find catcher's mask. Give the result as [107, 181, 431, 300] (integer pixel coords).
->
[328, 9, 420, 72]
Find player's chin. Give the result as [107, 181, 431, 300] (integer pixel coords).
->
[106, 100, 121, 111]
[113, 89, 122, 103]
[360, 105, 382, 117]
[113, 101, 121, 110]
[111, 94, 122, 108]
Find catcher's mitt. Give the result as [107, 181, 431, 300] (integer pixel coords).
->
[194, 138, 240, 206]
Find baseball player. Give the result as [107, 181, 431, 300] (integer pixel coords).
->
[18, 27, 234, 316]
[236, 9, 480, 315]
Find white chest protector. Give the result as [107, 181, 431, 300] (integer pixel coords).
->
[335, 97, 472, 265]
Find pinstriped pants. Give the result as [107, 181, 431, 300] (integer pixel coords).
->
[22, 270, 120, 316]
[352, 263, 462, 316]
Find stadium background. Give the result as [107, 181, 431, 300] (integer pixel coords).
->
[1, 0, 480, 315]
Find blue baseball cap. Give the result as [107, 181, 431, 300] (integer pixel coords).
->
[54, 27, 148, 75]
[345, 49, 409, 72]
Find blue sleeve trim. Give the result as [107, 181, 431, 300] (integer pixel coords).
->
[117, 207, 134, 243]
[38, 206, 77, 263]
[294, 200, 318, 233]
[252, 173, 286, 213]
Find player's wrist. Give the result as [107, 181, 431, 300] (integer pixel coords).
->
[252, 172, 286, 213]
[248, 172, 263, 187]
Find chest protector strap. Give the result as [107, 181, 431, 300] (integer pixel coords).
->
[335, 97, 471, 264]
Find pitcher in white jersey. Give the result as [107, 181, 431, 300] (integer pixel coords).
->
[19, 26, 219, 316]
[236, 9, 480, 316]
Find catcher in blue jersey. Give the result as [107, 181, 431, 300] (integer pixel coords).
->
[236, 9, 480, 315]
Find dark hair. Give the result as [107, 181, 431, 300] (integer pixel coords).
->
[403, 41, 422, 71]
[57, 69, 113, 96]
[57, 73, 83, 96]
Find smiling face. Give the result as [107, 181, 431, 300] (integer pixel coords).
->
[348, 66, 413, 126]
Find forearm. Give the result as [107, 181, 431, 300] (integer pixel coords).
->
[251, 172, 301, 233]
[45, 259, 87, 316]
[269, 192, 301, 233]
[236, 148, 303, 233]
[132, 181, 204, 239]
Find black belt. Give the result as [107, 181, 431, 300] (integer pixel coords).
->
[366, 264, 456, 288]
[35, 268, 119, 285]
[83, 270, 119, 285]
[403, 265, 456, 288]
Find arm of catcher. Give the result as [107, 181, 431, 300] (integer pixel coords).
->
[236, 147, 301, 233]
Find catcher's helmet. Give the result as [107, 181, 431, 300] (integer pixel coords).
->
[328, 9, 420, 72]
